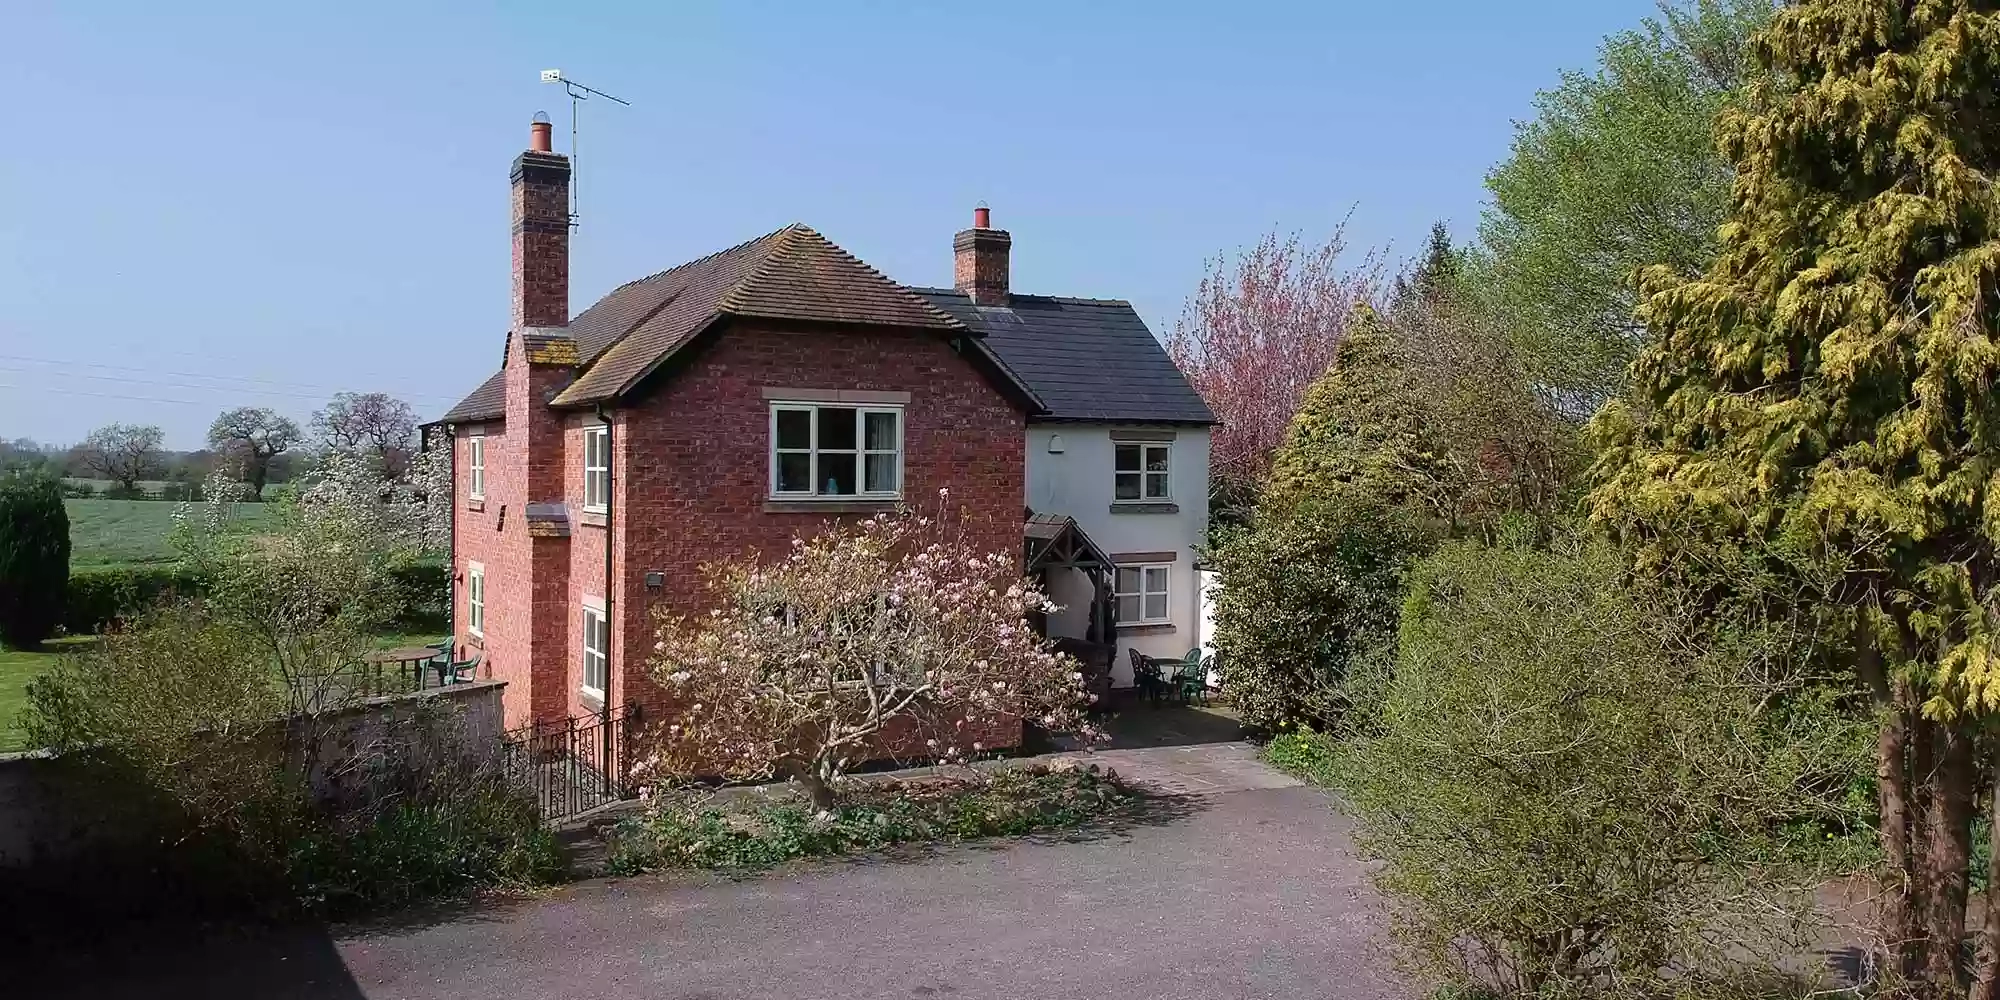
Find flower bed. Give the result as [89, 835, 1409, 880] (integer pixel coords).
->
[604, 761, 1138, 873]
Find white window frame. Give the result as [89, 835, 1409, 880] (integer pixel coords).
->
[467, 433, 486, 501]
[581, 597, 608, 701]
[1114, 564, 1172, 626]
[582, 424, 609, 513]
[767, 402, 904, 500]
[1114, 442, 1172, 502]
[467, 561, 486, 638]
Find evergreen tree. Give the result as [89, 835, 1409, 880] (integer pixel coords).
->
[1412, 222, 1459, 301]
[1266, 305, 1436, 516]
[1588, 2, 2000, 991]
[0, 473, 70, 648]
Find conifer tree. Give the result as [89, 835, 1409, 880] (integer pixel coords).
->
[1265, 305, 1435, 516]
[1588, 3, 2000, 991]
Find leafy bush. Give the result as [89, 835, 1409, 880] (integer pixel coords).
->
[1209, 497, 1419, 733]
[26, 453, 541, 919]
[387, 559, 449, 629]
[25, 604, 559, 917]
[62, 564, 201, 634]
[1334, 539, 1857, 997]
[59, 561, 446, 638]
[0, 473, 70, 647]
[606, 763, 1135, 873]
[1262, 727, 1341, 786]
[284, 767, 561, 916]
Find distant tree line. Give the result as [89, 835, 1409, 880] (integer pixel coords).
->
[0, 390, 422, 499]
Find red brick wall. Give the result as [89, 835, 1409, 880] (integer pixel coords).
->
[609, 321, 1027, 750]
[509, 151, 570, 330]
[560, 412, 617, 721]
[451, 320, 1029, 750]
[451, 418, 533, 724]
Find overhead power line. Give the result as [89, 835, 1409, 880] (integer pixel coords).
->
[0, 381, 237, 408]
[0, 354, 463, 403]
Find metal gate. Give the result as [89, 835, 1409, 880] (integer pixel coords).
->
[503, 704, 642, 823]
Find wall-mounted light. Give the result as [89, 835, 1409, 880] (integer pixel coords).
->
[645, 571, 665, 590]
[1047, 434, 1065, 454]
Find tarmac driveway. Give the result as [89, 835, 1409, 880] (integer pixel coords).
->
[26, 745, 1399, 1000]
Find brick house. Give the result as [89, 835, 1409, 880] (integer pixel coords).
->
[430, 119, 1214, 742]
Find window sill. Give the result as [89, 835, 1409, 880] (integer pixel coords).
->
[763, 499, 901, 514]
[579, 509, 608, 527]
[579, 688, 606, 711]
[466, 497, 485, 512]
[1109, 502, 1179, 515]
[1119, 623, 1177, 635]
[464, 632, 485, 649]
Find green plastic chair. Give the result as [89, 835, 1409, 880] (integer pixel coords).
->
[1175, 650, 1208, 704]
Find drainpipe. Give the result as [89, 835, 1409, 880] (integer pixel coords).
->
[595, 404, 615, 723]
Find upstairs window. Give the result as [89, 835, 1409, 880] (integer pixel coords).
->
[467, 433, 486, 500]
[770, 403, 902, 499]
[583, 424, 610, 512]
[1114, 442, 1171, 501]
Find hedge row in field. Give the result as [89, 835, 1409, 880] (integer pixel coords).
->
[63, 561, 449, 636]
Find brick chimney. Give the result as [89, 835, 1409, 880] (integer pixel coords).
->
[953, 205, 1011, 306]
[512, 113, 571, 330]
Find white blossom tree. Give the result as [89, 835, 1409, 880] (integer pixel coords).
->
[170, 446, 452, 714]
[645, 493, 1098, 808]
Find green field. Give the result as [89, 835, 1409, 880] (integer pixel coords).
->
[65, 498, 269, 568]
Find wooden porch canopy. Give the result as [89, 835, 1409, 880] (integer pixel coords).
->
[1024, 509, 1118, 645]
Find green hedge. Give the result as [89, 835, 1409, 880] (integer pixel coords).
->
[62, 560, 449, 636]
[63, 565, 202, 635]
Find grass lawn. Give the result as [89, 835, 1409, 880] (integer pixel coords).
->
[0, 637, 97, 753]
[65, 498, 269, 568]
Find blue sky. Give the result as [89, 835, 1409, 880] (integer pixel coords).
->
[2, 0, 1657, 449]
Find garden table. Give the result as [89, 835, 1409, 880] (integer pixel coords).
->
[365, 646, 446, 692]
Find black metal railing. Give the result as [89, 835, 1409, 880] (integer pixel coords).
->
[503, 705, 642, 823]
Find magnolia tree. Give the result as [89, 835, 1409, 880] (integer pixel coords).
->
[645, 493, 1098, 808]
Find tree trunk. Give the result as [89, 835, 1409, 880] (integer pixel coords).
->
[786, 760, 837, 811]
[1882, 684, 1922, 981]
[1971, 759, 2000, 1000]
[1920, 727, 1976, 995]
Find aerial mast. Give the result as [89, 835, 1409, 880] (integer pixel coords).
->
[539, 69, 631, 230]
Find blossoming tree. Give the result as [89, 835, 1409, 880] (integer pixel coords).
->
[170, 447, 452, 715]
[645, 493, 1096, 808]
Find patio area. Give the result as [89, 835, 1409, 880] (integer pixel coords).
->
[1029, 689, 1247, 752]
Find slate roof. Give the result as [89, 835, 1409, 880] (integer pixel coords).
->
[912, 289, 1216, 425]
[438, 369, 505, 423]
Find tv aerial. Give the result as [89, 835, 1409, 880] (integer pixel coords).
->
[540, 70, 630, 229]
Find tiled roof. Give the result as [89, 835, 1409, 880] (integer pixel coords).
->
[437, 369, 505, 424]
[913, 289, 1216, 425]
[552, 225, 963, 406]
